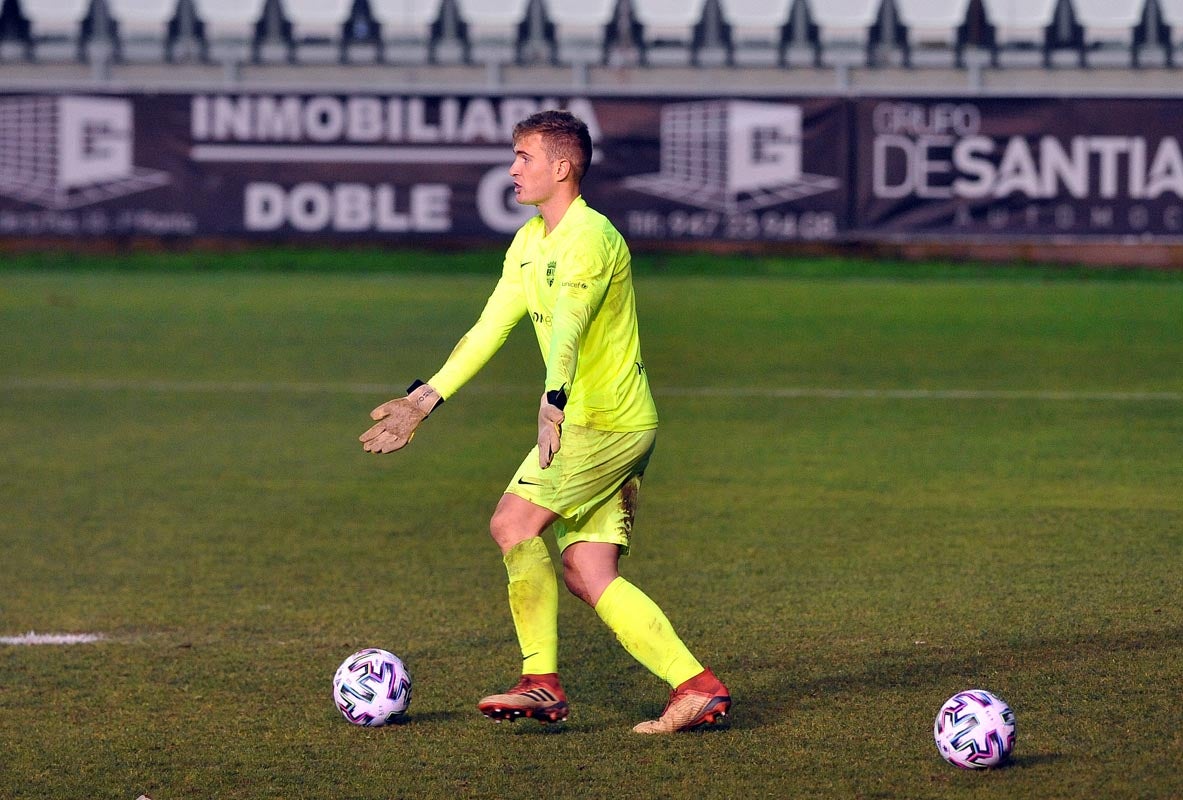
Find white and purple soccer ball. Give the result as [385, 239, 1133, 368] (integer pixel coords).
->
[332, 648, 412, 727]
[933, 689, 1016, 769]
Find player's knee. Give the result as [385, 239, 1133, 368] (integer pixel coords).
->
[488, 510, 517, 551]
[561, 548, 609, 605]
[489, 493, 557, 554]
[489, 506, 543, 554]
[561, 563, 593, 604]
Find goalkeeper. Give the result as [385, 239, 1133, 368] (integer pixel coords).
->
[360, 109, 730, 734]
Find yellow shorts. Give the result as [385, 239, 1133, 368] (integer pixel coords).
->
[505, 425, 657, 555]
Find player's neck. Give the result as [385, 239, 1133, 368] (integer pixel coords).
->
[538, 187, 581, 235]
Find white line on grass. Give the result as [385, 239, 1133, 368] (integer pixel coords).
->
[0, 631, 105, 646]
[659, 387, 1183, 402]
[3, 377, 1181, 402]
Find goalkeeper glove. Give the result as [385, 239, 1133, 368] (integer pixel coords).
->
[537, 388, 566, 469]
[360, 380, 443, 453]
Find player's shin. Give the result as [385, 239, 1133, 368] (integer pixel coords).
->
[503, 537, 559, 675]
[594, 576, 703, 688]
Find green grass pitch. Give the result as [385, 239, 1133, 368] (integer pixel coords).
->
[1, 253, 1181, 799]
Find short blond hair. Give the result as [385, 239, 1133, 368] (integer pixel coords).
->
[512, 110, 593, 183]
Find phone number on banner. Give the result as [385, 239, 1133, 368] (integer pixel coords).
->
[626, 209, 839, 241]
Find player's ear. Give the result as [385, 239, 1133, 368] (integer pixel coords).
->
[554, 158, 572, 182]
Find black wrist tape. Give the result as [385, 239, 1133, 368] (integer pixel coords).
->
[545, 387, 568, 410]
[407, 379, 444, 413]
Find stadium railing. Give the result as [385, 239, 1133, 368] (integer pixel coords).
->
[0, 0, 1175, 88]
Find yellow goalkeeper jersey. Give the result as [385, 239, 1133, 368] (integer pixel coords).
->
[428, 196, 658, 432]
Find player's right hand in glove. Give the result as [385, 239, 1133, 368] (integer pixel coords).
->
[360, 380, 443, 453]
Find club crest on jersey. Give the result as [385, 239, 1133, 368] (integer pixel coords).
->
[546, 261, 556, 286]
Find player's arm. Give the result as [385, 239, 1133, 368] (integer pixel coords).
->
[361, 261, 527, 454]
[427, 270, 527, 399]
[536, 245, 610, 468]
[544, 244, 609, 404]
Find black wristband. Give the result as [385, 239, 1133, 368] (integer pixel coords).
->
[407, 379, 444, 413]
[545, 387, 568, 410]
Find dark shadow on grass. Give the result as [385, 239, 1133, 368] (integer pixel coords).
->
[505, 723, 569, 736]
[734, 623, 1183, 731]
[401, 710, 469, 726]
[499, 718, 734, 736]
[1006, 752, 1064, 769]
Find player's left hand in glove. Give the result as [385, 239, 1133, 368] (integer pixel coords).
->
[360, 380, 443, 453]
[537, 389, 566, 469]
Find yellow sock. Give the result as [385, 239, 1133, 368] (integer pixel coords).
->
[594, 576, 704, 688]
[503, 537, 559, 675]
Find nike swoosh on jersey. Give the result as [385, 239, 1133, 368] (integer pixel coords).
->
[517, 477, 542, 486]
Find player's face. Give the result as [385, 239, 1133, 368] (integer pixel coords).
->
[509, 133, 557, 207]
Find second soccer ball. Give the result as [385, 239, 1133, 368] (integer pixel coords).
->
[332, 647, 412, 727]
[933, 689, 1016, 769]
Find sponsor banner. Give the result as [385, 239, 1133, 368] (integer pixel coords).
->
[858, 96, 1183, 238]
[0, 92, 849, 242]
[3, 91, 1181, 242]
